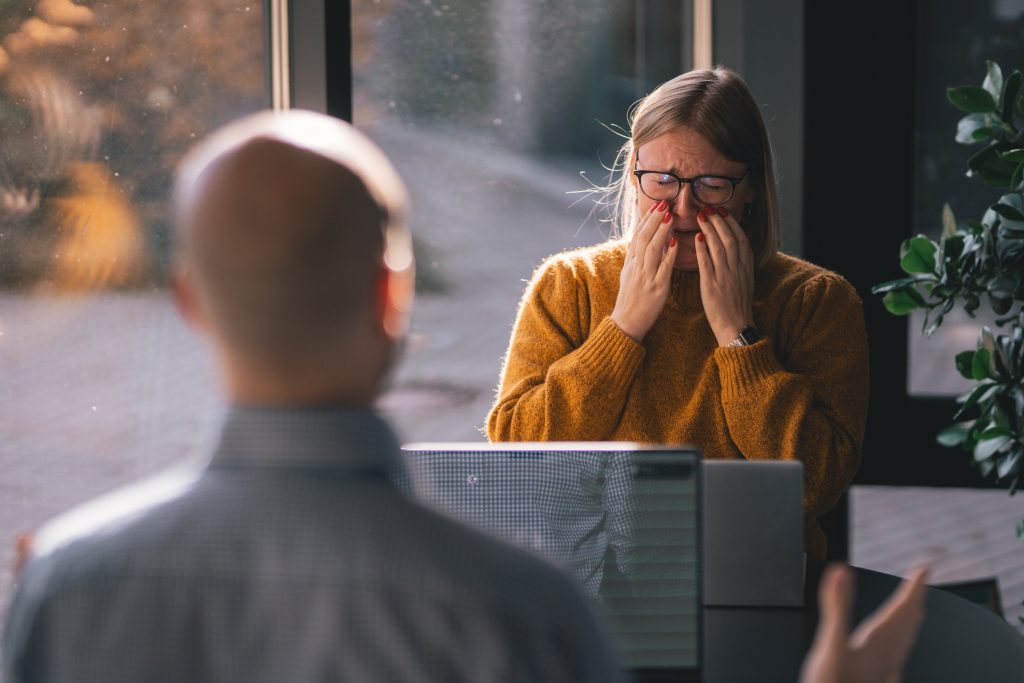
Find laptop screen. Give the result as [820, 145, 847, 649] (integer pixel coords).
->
[402, 444, 701, 676]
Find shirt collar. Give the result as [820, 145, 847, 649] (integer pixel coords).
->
[209, 405, 407, 483]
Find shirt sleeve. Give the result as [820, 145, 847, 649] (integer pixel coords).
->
[713, 273, 870, 518]
[3, 559, 49, 683]
[486, 257, 646, 442]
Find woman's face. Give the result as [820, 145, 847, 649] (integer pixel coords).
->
[633, 126, 753, 272]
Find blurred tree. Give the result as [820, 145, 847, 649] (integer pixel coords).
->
[0, 0, 265, 289]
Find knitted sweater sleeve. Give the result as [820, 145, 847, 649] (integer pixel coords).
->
[713, 273, 869, 519]
[487, 257, 646, 441]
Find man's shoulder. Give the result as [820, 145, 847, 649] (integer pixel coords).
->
[8, 470, 619, 682]
[28, 466, 201, 573]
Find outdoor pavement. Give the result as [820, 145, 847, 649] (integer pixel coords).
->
[1, 121, 1022, 640]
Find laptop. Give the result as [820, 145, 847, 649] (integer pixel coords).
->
[402, 443, 703, 682]
[701, 460, 804, 607]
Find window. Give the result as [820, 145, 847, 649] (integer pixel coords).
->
[0, 0, 267, 608]
[353, 0, 697, 442]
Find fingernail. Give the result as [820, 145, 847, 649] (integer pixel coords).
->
[717, 206, 729, 217]
[662, 211, 671, 223]
[669, 236, 677, 247]
[696, 232, 704, 241]
[697, 210, 706, 222]
[659, 200, 668, 211]
[648, 203, 657, 214]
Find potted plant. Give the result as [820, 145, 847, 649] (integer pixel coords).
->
[872, 61, 1024, 551]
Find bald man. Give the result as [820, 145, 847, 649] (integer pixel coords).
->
[2, 111, 621, 683]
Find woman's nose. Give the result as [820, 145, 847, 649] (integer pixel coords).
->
[672, 183, 700, 214]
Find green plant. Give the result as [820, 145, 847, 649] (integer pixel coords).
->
[872, 61, 1024, 541]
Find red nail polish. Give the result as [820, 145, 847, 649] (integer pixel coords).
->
[697, 210, 706, 222]
[659, 200, 668, 211]
[669, 236, 677, 248]
[717, 206, 729, 217]
[696, 232, 704, 241]
[662, 211, 671, 223]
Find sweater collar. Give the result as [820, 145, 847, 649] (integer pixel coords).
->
[669, 268, 703, 309]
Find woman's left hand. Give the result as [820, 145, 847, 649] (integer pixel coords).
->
[694, 206, 755, 346]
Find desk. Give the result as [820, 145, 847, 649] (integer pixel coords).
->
[704, 564, 1024, 682]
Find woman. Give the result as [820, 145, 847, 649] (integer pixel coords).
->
[486, 67, 869, 560]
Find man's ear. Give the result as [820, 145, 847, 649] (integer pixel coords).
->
[171, 266, 209, 335]
[374, 260, 414, 339]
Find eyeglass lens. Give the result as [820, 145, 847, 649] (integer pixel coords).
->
[639, 173, 733, 205]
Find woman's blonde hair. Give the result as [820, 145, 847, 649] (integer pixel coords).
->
[608, 66, 780, 267]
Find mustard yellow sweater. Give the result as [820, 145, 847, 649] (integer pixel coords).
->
[486, 240, 870, 560]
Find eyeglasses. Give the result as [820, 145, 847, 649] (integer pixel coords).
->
[633, 161, 746, 206]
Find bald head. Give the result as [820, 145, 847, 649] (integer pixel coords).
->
[174, 111, 413, 388]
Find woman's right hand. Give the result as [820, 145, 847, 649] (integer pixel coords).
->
[610, 201, 677, 342]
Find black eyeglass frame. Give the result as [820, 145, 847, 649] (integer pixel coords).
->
[632, 162, 747, 206]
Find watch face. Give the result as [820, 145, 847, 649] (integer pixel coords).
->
[737, 327, 761, 348]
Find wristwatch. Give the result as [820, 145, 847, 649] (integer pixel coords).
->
[728, 325, 762, 347]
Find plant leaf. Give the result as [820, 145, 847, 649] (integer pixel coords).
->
[993, 202, 1024, 221]
[1000, 149, 1024, 163]
[1002, 69, 1022, 122]
[967, 145, 1015, 187]
[995, 193, 1024, 226]
[956, 114, 992, 144]
[941, 203, 958, 239]
[937, 422, 971, 447]
[900, 236, 938, 274]
[974, 434, 1012, 461]
[979, 426, 1012, 439]
[997, 450, 1021, 479]
[972, 127, 995, 142]
[955, 350, 976, 378]
[972, 347, 992, 380]
[989, 291, 1014, 316]
[883, 290, 920, 316]
[871, 276, 929, 294]
[1017, 516, 1024, 540]
[984, 61, 1004, 100]
[955, 382, 997, 420]
[948, 85, 999, 113]
[942, 233, 965, 262]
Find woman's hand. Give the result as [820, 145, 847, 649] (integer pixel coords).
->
[610, 200, 678, 342]
[695, 206, 755, 346]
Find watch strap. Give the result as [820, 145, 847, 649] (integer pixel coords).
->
[728, 325, 762, 347]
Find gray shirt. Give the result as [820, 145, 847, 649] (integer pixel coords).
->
[3, 406, 622, 682]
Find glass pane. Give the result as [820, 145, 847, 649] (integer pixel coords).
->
[353, 0, 692, 441]
[0, 0, 266, 608]
[852, 484, 1024, 634]
[908, 1, 1024, 396]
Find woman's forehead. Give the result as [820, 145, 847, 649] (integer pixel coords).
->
[636, 126, 744, 176]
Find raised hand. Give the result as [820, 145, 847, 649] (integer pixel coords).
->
[694, 205, 755, 346]
[800, 564, 929, 683]
[610, 200, 678, 342]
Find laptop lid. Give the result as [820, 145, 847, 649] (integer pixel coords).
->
[402, 443, 702, 681]
[702, 460, 804, 607]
